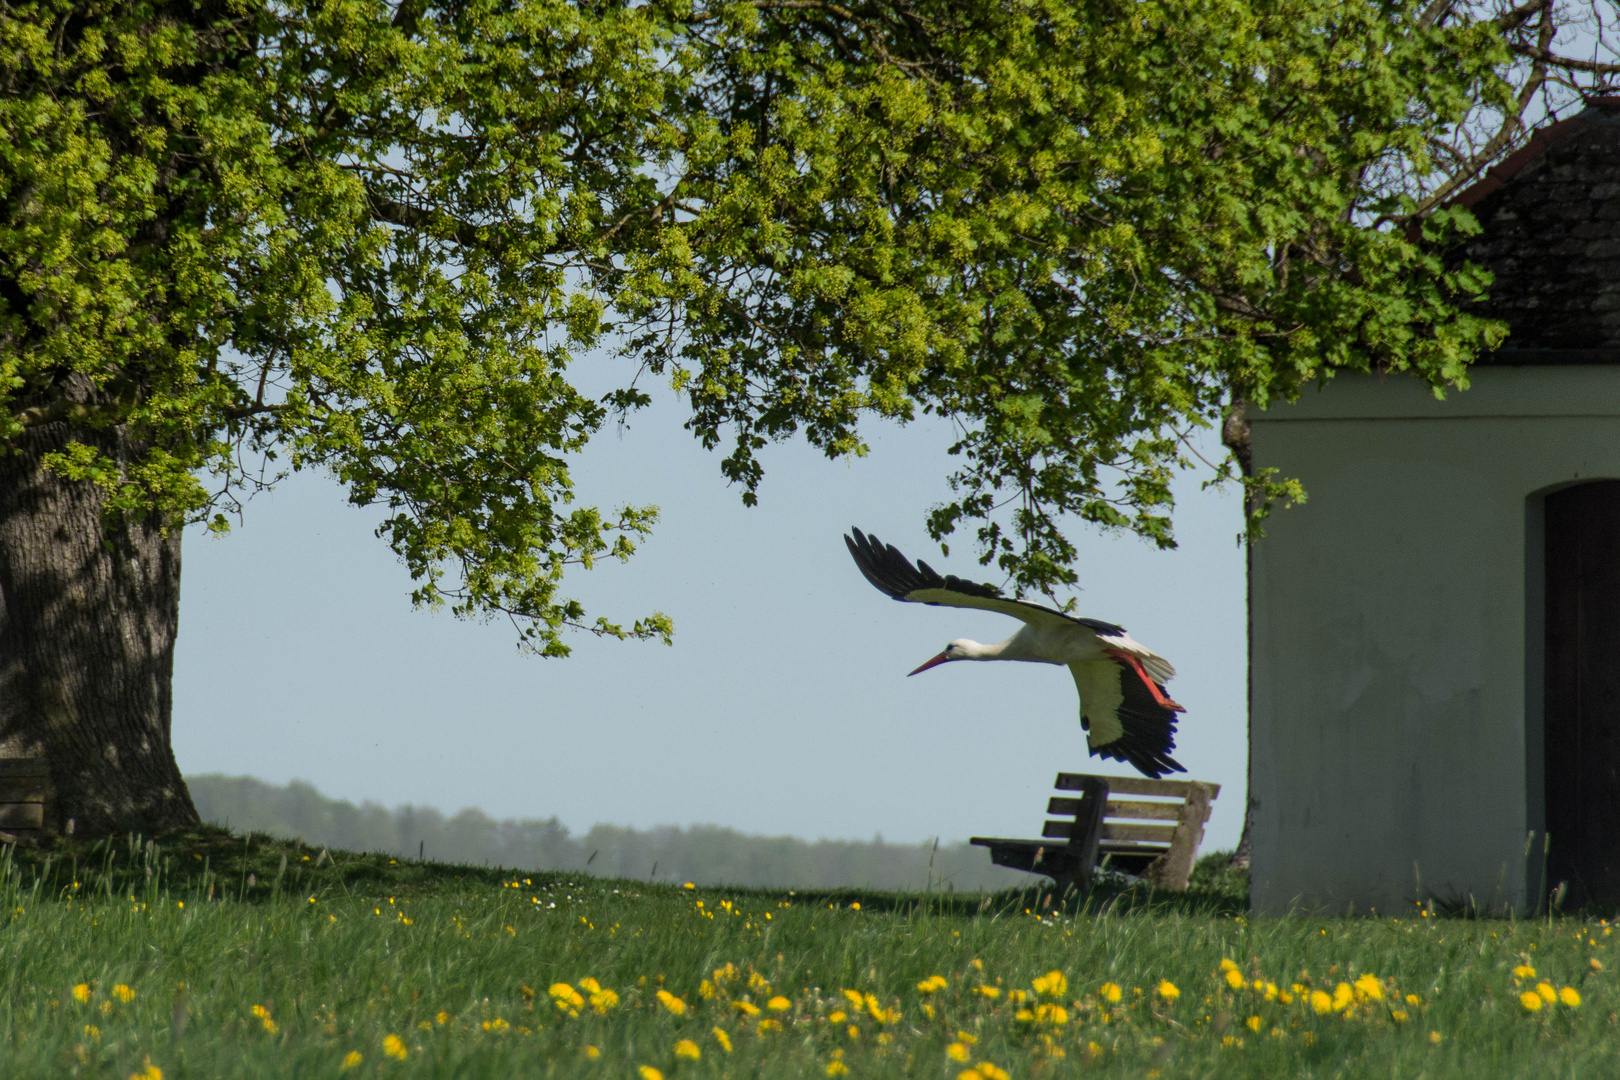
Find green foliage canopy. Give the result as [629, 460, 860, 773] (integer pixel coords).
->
[0, 0, 1509, 650]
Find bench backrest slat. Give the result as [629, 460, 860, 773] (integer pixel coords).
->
[1055, 773, 1221, 799]
[1101, 822, 1178, 844]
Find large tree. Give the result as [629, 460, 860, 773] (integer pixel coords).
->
[0, 0, 1597, 836]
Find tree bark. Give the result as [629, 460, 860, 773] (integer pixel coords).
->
[1221, 398, 1257, 871]
[0, 412, 199, 837]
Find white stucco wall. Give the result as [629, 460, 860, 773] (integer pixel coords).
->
[1249, 367, 1620, 915]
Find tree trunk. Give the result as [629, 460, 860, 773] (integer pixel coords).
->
[0, 414, 199, 837]
[1222, 398, 1257, 870]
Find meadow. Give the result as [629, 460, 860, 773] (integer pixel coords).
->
[0, 830, 1612, 1079]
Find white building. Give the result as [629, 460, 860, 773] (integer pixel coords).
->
[1248, 98, 1620, 915]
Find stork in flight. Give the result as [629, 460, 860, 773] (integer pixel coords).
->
[844, 527, 1186, 778]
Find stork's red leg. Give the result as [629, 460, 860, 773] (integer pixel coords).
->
[1105, 650, 1185, 711]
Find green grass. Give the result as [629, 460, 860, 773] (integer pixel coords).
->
[0, 831, 1614, 1079]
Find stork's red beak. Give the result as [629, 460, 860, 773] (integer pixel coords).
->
[908, 651, 951, 676]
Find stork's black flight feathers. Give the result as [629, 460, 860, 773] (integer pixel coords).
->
[844, 527, 1126, 638]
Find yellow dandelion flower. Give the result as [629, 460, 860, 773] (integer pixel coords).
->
[656, 990, 688, 1016]
[956, 1031, 978, 1045]
[127, 1058, 162, 1080]
[1430, 1030, 1443, 1043]
[113, 985, 135, 1003]
[1224, 969, 1244, 990]
[1032, 970, 1067, 997]
[1310, 991, 1334, 1014]
[974, 985, 1000, 1000]
[1405, 993, 1422, 1008]
[970, 959, 984, 972]
[1156, 981, 1180, 1002]
[1332, 983, 1354, 1011]
[674, 1039, 701, 1061]
[712, 1027, 733, 1053]
[757, 1018, 782, 1033]
[1099, 982, 1122, 1004]
[1219, 958, 1240, 973]
[732, 1000, 760, 1017]
[585, 1046, 601, 1059]
[549, 983, 584, 1014]
[1392, 1009, 1409, 1022]
[1246, 1015, 1263, 1033]
[842, 989, 865, 1007]
[640, 1067, 664, 1080]
[1591, 958, 1605, 972]
[382, 1034, 407, 1060]
[825, 1063, 850, 1077]
[1014, 1008, 1034, 1024]
[1263, 982, 1279, 1001]
[1520, 991, 1544, 1012]
[1512, 965, 1536, 980]
[864, 993, 897, 1023]
[262, 1017, 280, 1035]
[979, 1064, 1011, 1080]
[1221, 1035, 1241, 1048]
[958, 1072, 983, 1080]
[577, 977, 601, 994]
[918, 975, 948, 995]
[768, 996, 791, 1012]
[699, 979, 716, 1000]
[435, 1011, 449, 1025]
[947, 1042, 972, 1062]
[72, 984, 91, 1003]
[847, 1025, 860, 1039]
[828, 1010, 846, 1024]
[590, 988, 620, 1014]
[340, 1051, 362, 1070]
[683, 883, 695, 890]
[1535, 982, 1557, 1004]
[1559, 986, 1581, 1008]
[1353, 974, 1383, 1001]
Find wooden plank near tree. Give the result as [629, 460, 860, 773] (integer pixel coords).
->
[1049, 797, 1183, 820]
[1101, 822, 1179, 843]
[1104, 800, 1184, 821]
[0, 803, 44, 829]
[0, 778, 48, 802]
[1055, 774, 1222, 799]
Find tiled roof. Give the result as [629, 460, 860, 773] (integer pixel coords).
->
[1456, 98, 1620, 363]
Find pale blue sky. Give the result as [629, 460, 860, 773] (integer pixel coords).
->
[171, 383, 1249, 851]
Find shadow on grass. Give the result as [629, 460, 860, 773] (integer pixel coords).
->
[1, 829, 1250, 918]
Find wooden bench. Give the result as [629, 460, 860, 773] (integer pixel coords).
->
[970, 773, 1220, 892]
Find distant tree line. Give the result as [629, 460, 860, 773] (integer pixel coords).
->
[187, 775, 1036, 892]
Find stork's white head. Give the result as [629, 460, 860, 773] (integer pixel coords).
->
[907, 639, 984, 675]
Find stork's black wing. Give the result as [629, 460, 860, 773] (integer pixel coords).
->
[1070, 658, 1186, 779]
[843, 527, 1125, 637]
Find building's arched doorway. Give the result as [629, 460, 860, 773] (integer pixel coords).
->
[1545, 480, 1620, 909]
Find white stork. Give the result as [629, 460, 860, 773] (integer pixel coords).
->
[845, 527, 1186, 778]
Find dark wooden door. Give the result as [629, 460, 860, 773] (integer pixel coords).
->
[1545, 481, 1620, 909]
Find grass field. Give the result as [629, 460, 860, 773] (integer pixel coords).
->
[1, 829, 1613, 1079]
